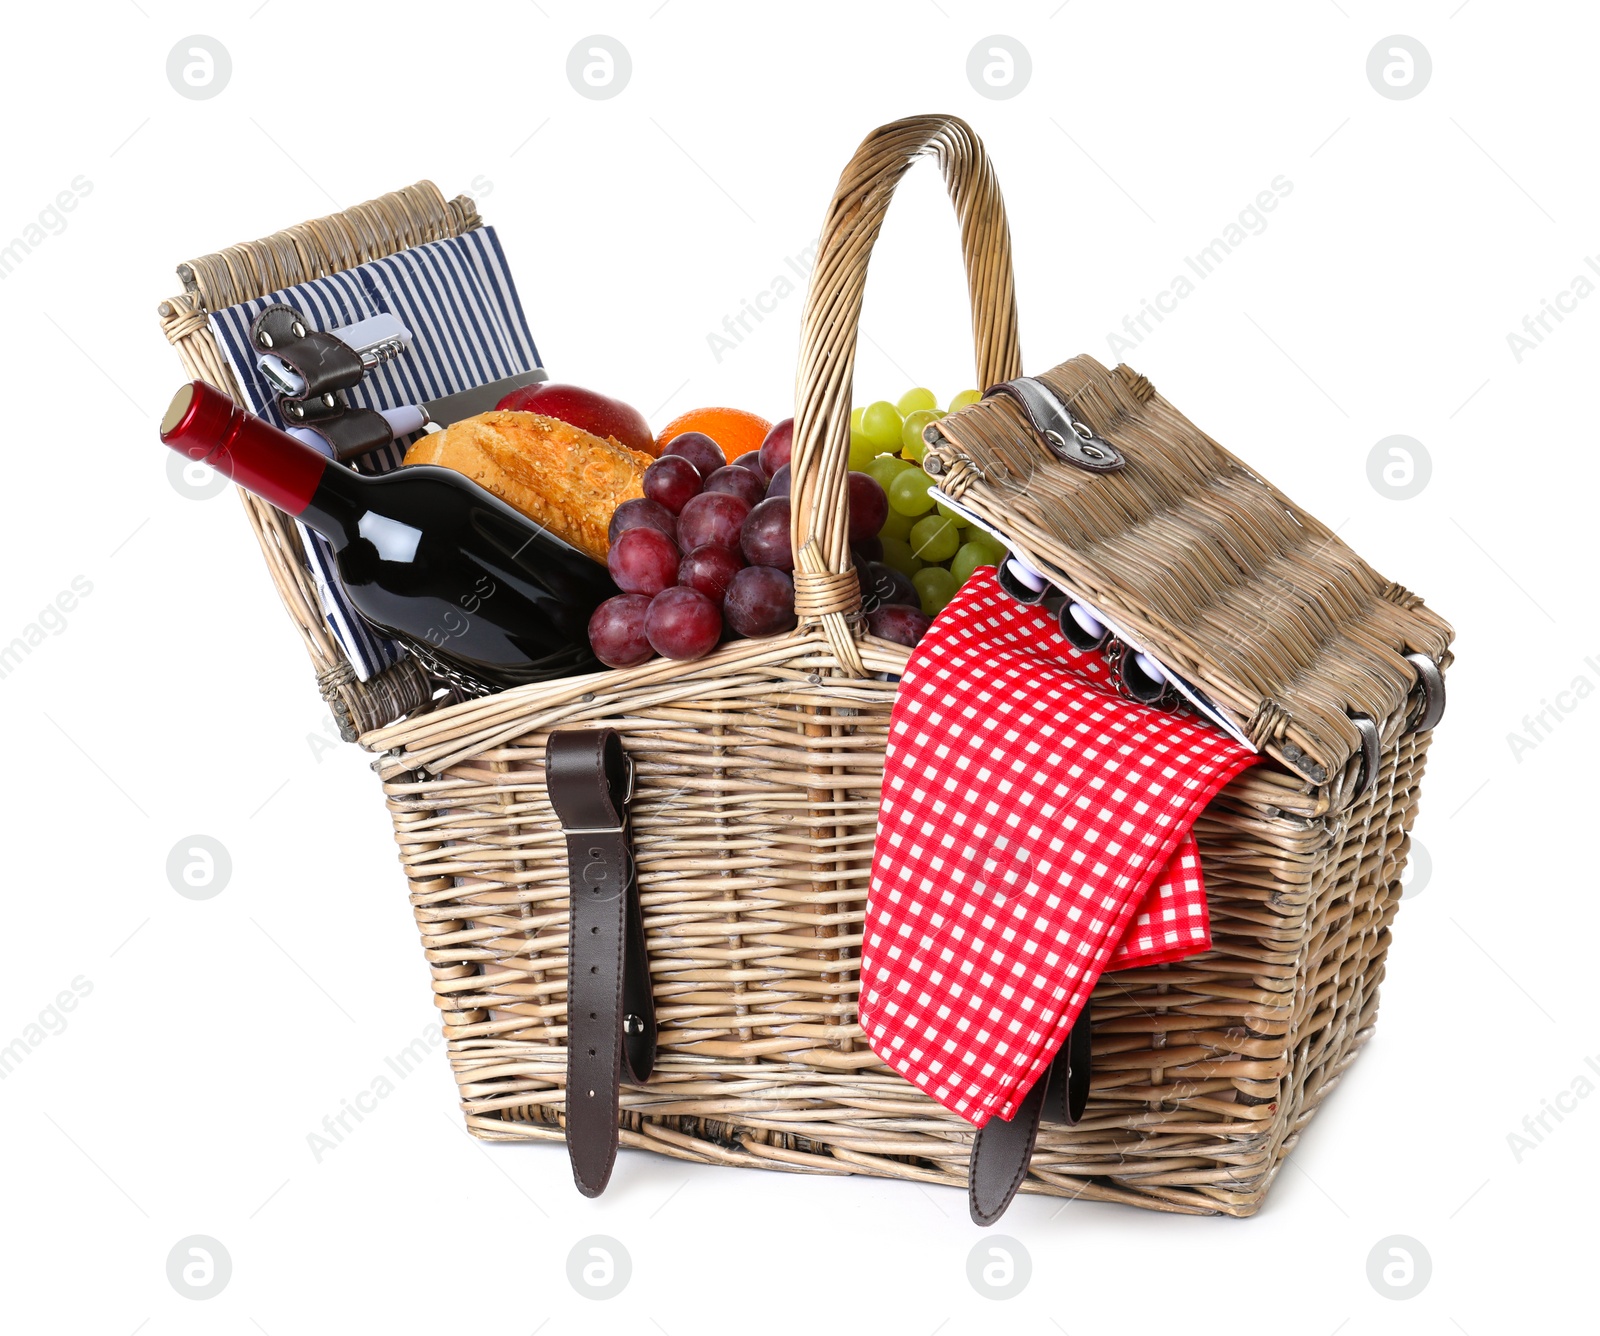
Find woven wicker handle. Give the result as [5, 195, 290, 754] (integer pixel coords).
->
[790, 115, 1022, 668]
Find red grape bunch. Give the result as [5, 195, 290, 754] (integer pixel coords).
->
[588, 411, 946, 669]
[589, 423, 787, 666]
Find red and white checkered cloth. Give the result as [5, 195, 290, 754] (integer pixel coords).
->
[858, 568, 1256, 1126]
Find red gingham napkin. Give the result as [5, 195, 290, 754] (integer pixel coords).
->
[857, 568, 1256, 1127]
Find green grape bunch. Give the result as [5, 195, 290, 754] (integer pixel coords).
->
[849, 387, 1006, 619]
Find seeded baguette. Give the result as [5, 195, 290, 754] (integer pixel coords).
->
[404, 410, 650, 563]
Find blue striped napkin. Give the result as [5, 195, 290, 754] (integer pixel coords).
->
[207, 225, 541, 680]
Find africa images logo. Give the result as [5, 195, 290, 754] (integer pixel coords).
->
[1105, 177, 1294, 355]
[0, 977, 93, 1080]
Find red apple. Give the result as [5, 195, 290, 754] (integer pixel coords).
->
[495, 382, 658, 456]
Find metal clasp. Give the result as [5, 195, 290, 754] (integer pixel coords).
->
[1043, 417, 1117, 467]
[1350, 714, 1381, 800]
[984, 377, 1126, 473]
[1402, 651, 1446, 735]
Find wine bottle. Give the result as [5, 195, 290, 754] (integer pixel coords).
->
[160, 380, 616, 689]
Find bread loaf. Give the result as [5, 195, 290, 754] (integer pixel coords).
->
[404, 411, 650, 562]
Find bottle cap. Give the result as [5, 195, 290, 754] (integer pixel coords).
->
[161, 381, 234, 463]
[158, 380, 326, 516]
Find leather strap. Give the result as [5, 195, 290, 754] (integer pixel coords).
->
[279, 392, 347, 425]
[968, 1054, 1052, 1227]
[968, 998, 1092, 1226]
[250, 304, 366, 399]
[546, 730, 656, 1197]
[305, 408, 396, 463]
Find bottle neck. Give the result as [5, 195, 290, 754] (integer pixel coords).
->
[300, 471, 366, 539]
[160, 381, 343, 519]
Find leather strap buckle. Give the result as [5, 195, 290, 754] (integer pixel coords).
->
[557, 754, 634, 833]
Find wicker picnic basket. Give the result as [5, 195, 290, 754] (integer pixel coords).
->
[159, 115, 1451, 1216]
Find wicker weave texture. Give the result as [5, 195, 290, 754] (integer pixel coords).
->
[788, 116, 1021, 674]
[930, 356, 1453, 783]
[362, 634, 1434, 1215]
[161, 116, 1448, 1215]
[158, 181, 480, 740]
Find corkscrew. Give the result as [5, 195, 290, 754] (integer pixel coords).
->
[245, 304, 422, 462]
[254, 310, 414, 400]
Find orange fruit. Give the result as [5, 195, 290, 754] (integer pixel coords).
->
[657, 406, 772, 462]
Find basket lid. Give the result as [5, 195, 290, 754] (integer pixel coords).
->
[923, 354, 1453, 791]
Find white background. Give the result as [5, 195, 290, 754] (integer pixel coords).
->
[2, 2, 1594, 1332]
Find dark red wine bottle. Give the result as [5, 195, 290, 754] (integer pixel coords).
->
[160, 381, 616, 688]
